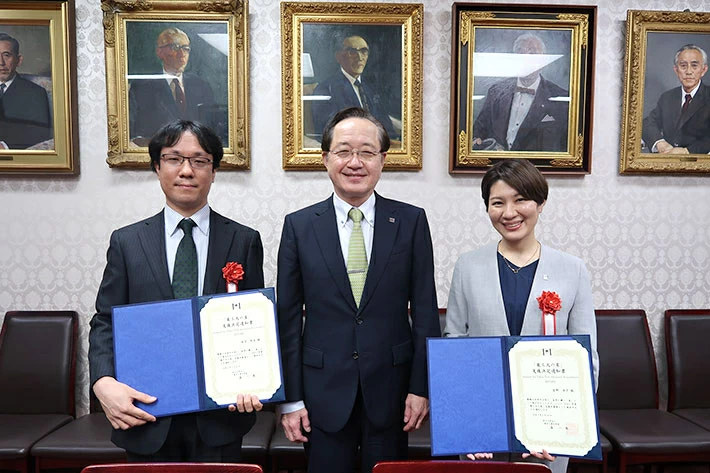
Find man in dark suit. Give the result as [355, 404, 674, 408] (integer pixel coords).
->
[129, 28, 219, 146]
[89, 120, 264, 461]
[311, 35, 398, 140]
[277, 107, 440, 473]
[473, 33, 569, 152]
[0, 32, 52, 149]
[643, 44, 710, 155]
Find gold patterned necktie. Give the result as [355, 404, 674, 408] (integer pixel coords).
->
[172, 218, 197, 299]
[347, 208, 368, 307]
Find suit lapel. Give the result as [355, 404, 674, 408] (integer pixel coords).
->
[204, 210, 231, 295]
[137, 211, 173, 299]
[521, 245, 552, 335]
[678, 84, 708, 128]
[358, 194, 398, 311]
[312, 198, 354, 307]
[485, 245, 511, 335]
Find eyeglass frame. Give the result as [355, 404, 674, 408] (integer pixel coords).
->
[327, 148, 382, 162]
[160, 153, 214, 169]
[342, 47, 370, 57]
[158, 43, 192, 53]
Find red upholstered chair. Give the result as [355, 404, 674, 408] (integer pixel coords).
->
[373, 460, 550, 472]
[0, 311, 78, 473]
[81, 463, 263, 473]
[595, 309, 710, 473]
[665, 309, 710, 430]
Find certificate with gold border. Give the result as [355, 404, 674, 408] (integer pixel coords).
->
[427, 335, 601, 459]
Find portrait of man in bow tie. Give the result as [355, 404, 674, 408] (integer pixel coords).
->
[471, 31, 570, 152]
[307, 28, 401, 143]
[127, 25, 226, 147]
[642, 43, 710, 155]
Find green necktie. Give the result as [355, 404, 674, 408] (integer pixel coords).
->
[172, 218, 197, 299]
[347, 208, 368, 307]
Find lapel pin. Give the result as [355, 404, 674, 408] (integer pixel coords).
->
[543, 274, 549, 280]
[388, 217, 396, 223]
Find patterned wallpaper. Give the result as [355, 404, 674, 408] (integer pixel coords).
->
[2, 0, 709, 416]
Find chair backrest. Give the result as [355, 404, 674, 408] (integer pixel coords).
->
[373, 461, 550, 472]
[0, 310, 77, 416]
[665, 309, 710, 411]
[595, 309, 658, 410]
[81, 463, 263, 473]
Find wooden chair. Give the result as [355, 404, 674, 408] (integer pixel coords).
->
[665, 309, 710, 431]
[373, 460, 550, 472]
[595, 309, 710, 473]
[0, 310, 78, 473]
[81, 463, 263, 473]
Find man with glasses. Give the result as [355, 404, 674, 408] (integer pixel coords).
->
[311, 35, 398, 140]
[643, 44, 710, 154]
[129, 27, 217, 146]
[89, 120, 264, 461]
[277, 107, 440, 473]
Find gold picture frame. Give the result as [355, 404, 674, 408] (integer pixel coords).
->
[449, 3, 596, 174]
[280, 2, 423, 170]
[102, 0, 249, 169]
[0, 0, 78, 175]
[620, 10, 710, 174]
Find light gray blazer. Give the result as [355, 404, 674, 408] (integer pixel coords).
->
[444, 242, 598, 386]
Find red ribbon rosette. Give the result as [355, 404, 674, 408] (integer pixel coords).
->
[537, 290, 561, 335]
[222, 262, 244, 293]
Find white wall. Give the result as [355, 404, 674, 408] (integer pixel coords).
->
[2, 0, 709, 415]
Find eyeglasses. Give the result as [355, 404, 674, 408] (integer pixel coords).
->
[329, 149, 381, 161]
[158, 43, 192, 53]
[343, 47, 369, 57]
[160, 153, 213, 169]
[676, 61, 704, 72]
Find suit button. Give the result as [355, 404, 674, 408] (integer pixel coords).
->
[352, 351, 359, 360]
[356, 318, 363, 325]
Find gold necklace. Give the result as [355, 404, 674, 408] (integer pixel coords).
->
[499, 241, 540, 274]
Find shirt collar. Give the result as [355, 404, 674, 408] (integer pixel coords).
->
[332, 192, 376, 228]
[516, 75, 541, 92]
[684, 81, 702, 99]
[0, 75, 17, 89]
[165, 203, 210, 237]
[341, 68, 361, 86]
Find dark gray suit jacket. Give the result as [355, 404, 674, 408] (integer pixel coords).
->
[89, 209, 264, 455]
[0, 74, 52, 149]
[277, 193, 440, 433]
[642, 82, 710, 154]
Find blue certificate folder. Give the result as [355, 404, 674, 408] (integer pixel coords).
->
[427, 335, 601, 460]
[112, 287, 284, 417]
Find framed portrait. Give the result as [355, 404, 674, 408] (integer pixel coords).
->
[0, 0, 78, 175]
[620, 10, 710, 174]
[280, 2, 423, 170]
[102, 0, 249, 169]
[449, 3, 596, 174]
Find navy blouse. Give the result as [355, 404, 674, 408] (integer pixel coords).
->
[497, 251, 539, 336]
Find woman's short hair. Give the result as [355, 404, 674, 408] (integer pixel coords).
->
[480, 158, 548, 207]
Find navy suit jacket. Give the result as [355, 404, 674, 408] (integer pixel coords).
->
[642, 83, 710, 154]
[129, 73, 217, 140]
[89, 209, 264, 455]
[473, 76, 569, 151]
[0, 74, 52, 149]
[276, 193, 440, 433]
[311, 72, 398, 139]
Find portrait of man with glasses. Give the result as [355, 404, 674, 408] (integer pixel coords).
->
[309, 31, 401, 143]
[90, 119, 265, 462]
[127, 26, 224, 146]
